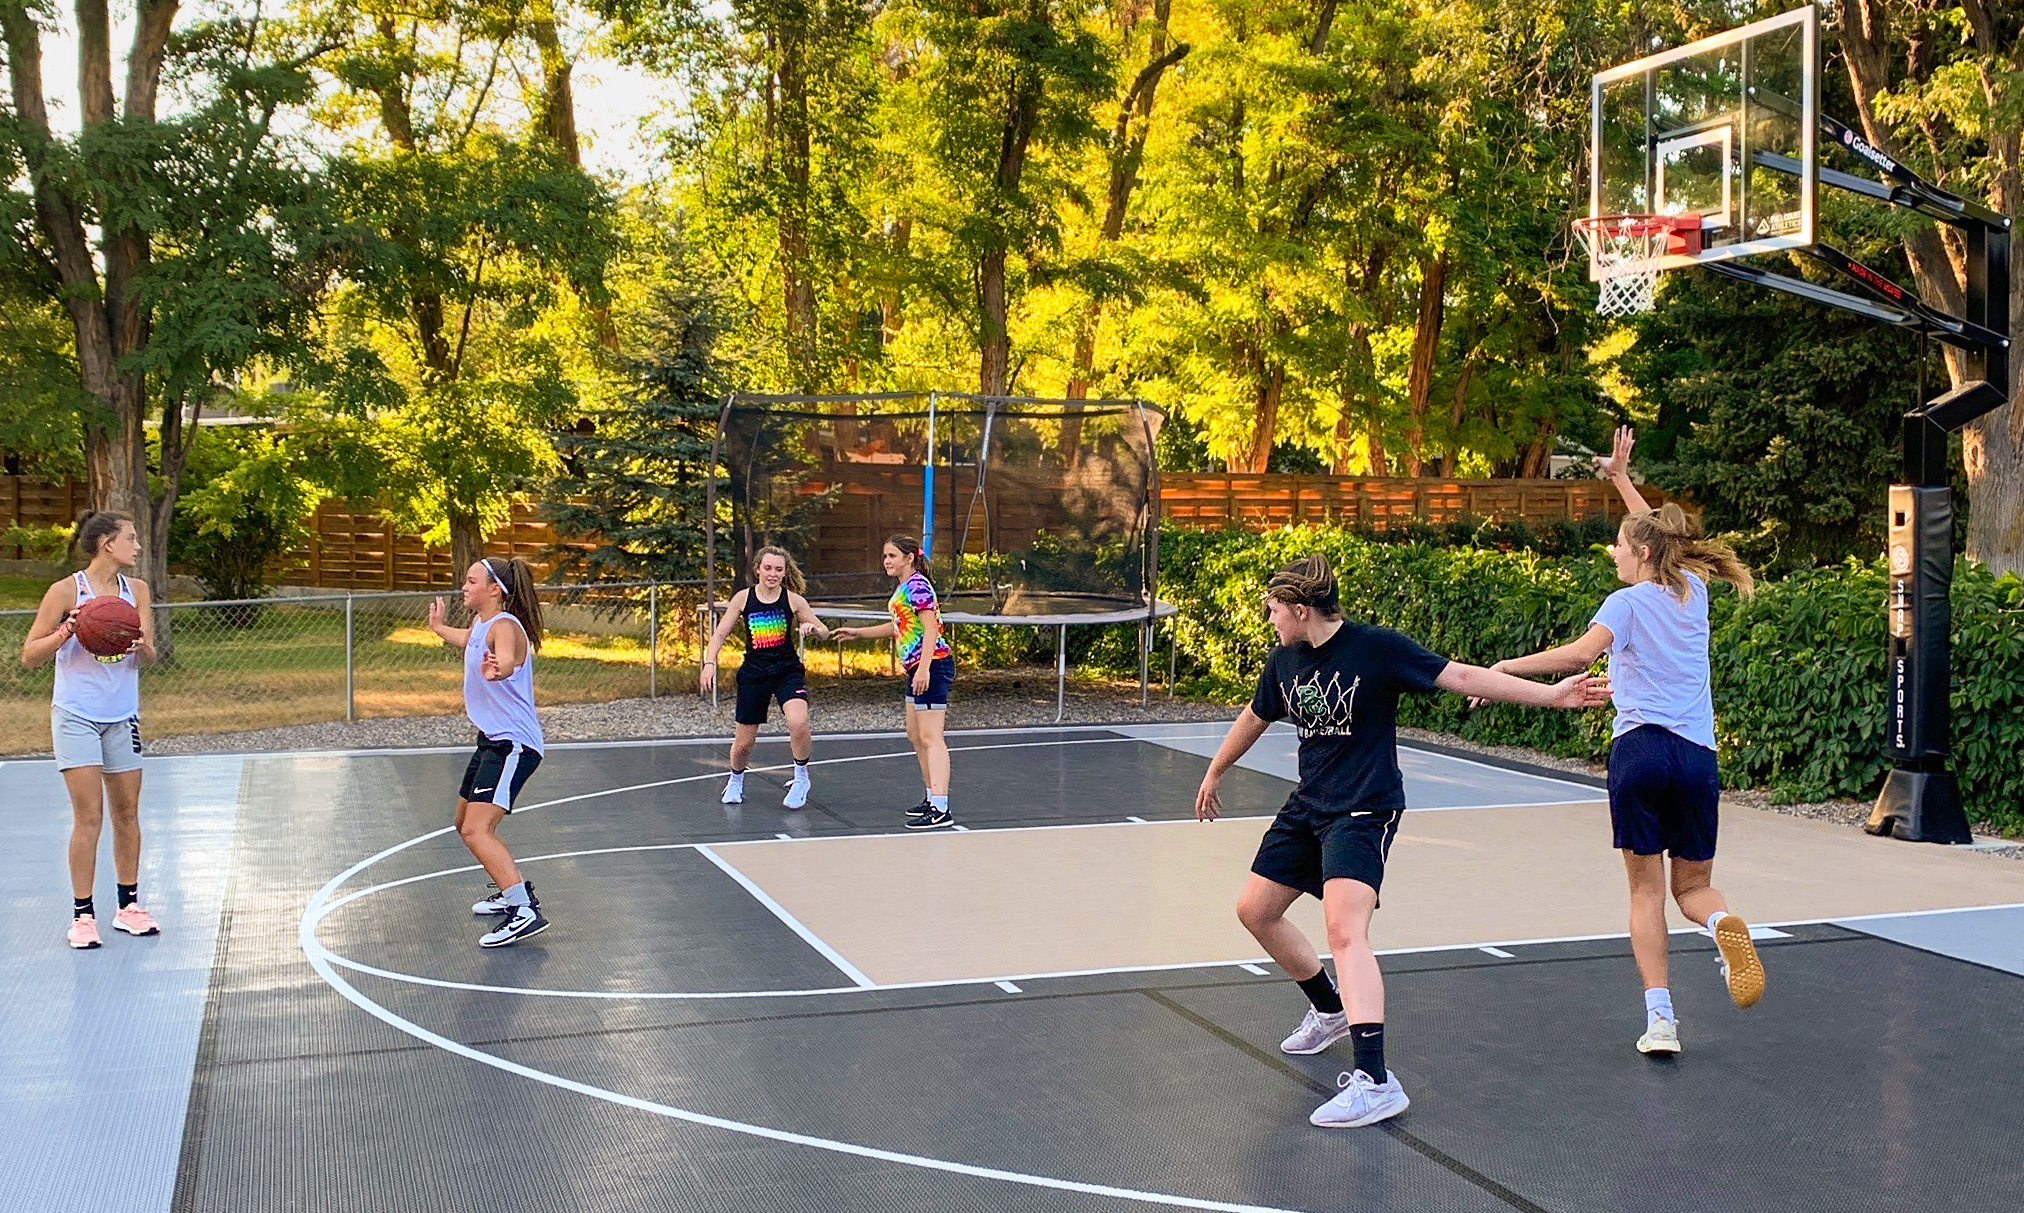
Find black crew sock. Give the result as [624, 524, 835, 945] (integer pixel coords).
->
[73, 897, 95, 919]
[1295, 969, 1344, 1015]
[1350, 1023, 1387, 1082]
[117, 883, 139, 909]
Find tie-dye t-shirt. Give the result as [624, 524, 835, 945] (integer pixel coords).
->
[740, 587, 800, 673]
[889, 573, 952, 670]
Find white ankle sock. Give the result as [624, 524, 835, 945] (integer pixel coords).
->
[1705, 910, 1728, 938]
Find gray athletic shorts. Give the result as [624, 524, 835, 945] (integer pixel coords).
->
[51, 705, 144, 774]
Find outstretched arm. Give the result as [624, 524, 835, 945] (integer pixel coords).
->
[1595, 425, 1650, 514]
[1196, 708, 1272, 821]
[1436, 661, 1610, 711]
[1491, 623, 1614, 680]
[789, 592, 831, 641]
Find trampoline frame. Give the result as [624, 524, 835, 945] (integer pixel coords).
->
[703, 392, 1176, 723]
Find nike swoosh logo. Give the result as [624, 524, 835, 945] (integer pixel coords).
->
[472, 787, 495, 794]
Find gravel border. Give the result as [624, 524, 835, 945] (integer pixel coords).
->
[18, 666, 2013, 856]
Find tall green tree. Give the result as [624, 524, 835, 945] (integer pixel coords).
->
[1838, 0, 2024, 574]
[0, 5, 339, 587]
[311, 0, 619, 572]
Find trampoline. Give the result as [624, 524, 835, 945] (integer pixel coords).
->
[703, 393, 1178, 720]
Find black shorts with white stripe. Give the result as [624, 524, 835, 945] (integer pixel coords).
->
[459, 733, 543, 812]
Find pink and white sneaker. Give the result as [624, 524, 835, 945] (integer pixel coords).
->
[68, 914, 103, 949]
[113, 905, 161, 937]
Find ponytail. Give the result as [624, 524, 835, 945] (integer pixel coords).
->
[483, 557, 546, 650]
[1622, 503, 1755, 601]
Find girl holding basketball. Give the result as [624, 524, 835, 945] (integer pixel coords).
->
[19, 511, 159, 950]
[1483, 427, 1764, 1055]
[428, 556, 549, 948]
[829, 535, 956, 829]
[701, 546, 832, 810]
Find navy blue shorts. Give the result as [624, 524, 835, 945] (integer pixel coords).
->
[903, 655, 955, 709]
[1250, 800, 1404, 900]
[1607, 724, 1719, 860]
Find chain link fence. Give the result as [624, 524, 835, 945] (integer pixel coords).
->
[0, 581, 715, 754]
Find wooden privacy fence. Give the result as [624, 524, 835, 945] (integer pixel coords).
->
[1158, 473, 1673, 531]
[4, 472, 1673, 589]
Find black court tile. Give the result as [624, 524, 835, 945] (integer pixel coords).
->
[174, 734, 2024, 1213]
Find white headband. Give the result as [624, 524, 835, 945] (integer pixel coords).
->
[482, 559, 509, 593]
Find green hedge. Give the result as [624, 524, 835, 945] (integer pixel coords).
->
[1125, 526, 2024, 835]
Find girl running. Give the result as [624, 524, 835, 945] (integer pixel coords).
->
[702, 546, 831, 809]
[20, 512, 160, 950]
[1484, 427, 1763, 1056]
[1197, 554, 1609, 1128]
[428, 556, 549, 948]
[830, 535, 955, 829]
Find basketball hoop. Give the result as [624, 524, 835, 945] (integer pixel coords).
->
[1572, 215, 1678, 317]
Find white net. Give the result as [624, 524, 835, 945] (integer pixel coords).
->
[1574, 216, 1676, 317]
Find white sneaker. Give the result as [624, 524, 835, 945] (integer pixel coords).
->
[1309, 1070, 1409, 1129]
[1637, 1017, 1682, 1055]
[783, 774, 810, 809]
[479, 905, 549, 948]
[721, 775, 744, 805]
[1280, 1008, 1351, 1055]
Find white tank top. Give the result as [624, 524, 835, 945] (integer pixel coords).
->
[464, 611, 543, 751]
[53, 572, 140, 724]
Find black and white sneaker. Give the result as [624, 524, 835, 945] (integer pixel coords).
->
[907, 807, 955, 831]
[905, 797, 934, 821]
[471, 881, 535, 916]
[479, 905, 549, 948]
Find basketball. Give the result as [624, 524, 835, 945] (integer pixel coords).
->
[74, 595, 143, 657]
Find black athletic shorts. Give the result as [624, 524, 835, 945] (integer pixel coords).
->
[734, 664, 809, 726]
[459, 733, 543, 813]
[1250, 799, 1404, 900]
[1607, 723, 1718, 860]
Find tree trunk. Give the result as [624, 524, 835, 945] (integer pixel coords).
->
[1402, 253, 1448, 477]
[776, 25, 818, 385]
[1239, 351, 1284, 473]
[980, 64, 1042, 396]
[449, 509, 485, 582]
[1441, 351, 1477, 477]
[980, 245, 1011, 396]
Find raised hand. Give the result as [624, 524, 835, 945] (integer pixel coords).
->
[1595, 425, 1635, 479]
[428, 597, 446, 629]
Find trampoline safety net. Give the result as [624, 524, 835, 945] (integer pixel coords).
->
[710, 393, 1164, 618]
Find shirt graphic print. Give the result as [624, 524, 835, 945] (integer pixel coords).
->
[889, 573, 953, 670]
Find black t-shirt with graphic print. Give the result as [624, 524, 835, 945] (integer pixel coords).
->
[1248, 622, 1451, 815]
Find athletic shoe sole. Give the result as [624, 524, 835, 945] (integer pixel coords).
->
[906, 816, 955, 830]
[67, 936, 101, 950]
[480, 918, 550, 948]
[1713, 915, 1765, 1008]
[1636, 1032, 1682, 1055]
[111, 919, 159, 937]
[1281, 1022, 1354, 1055]
[1310, 1091, 1409, 1129]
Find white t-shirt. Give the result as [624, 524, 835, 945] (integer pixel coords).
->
[1591, 571, 1716, 752]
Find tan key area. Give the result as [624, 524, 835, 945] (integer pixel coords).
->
[713, 798, 2024, 985]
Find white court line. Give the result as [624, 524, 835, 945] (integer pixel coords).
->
[1127, 816, 1148, 823]
[694, 845, 876, 989]
[995, 981, 1022, 994]
[299, 892, 1312, 1213]
[1479, 946, 1515, 958]
[1239, 964, 1269, 975]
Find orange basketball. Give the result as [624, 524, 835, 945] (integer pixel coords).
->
[74, 595, 143, 658]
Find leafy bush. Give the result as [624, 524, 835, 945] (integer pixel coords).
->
[1128, 524, 2024, 835]
[2, 523, 74, 562]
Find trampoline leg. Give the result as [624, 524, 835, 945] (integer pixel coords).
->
[1139, 621, 1150, 708]
[1057, 623, 1068, 724]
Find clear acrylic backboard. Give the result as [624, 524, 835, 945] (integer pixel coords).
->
[1589, 6, 1818, 278]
